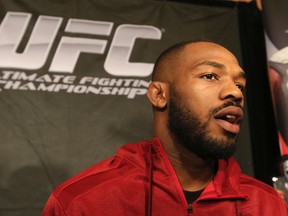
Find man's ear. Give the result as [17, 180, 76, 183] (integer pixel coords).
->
[147, 81, 167, 109]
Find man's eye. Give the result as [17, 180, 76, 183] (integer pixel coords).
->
[202, 74, 217, 80]
[236, 83, 245, 92]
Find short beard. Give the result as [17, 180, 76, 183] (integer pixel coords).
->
[168, 85, 236, 160]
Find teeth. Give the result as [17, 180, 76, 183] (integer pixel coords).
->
[226, 115, 236, 119]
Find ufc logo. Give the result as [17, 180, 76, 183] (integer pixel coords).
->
[0, 12, 162, 77]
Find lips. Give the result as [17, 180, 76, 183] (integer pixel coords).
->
[213, 106, 244, 134]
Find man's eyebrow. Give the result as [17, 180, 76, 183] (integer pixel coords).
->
[194, 60, 226, 69]
[195, 60, 246, 79]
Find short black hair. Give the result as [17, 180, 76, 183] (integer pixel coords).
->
[151, 39, 216, 81]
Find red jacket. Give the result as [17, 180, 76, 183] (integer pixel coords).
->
[42, 138, 288, 216]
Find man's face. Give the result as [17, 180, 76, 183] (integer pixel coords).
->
[167, 43, 246, 159]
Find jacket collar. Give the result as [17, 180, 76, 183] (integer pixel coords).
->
[117, 138, 248, 200]
[150, 138, 248, 200]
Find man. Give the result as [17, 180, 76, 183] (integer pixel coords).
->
[42, 41, 288, 215]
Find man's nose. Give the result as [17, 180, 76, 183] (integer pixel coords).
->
[219, 80, 244, 105]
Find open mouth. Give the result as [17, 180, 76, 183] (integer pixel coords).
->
[223, 114, 238, 123]
[214, 106, 243, 134]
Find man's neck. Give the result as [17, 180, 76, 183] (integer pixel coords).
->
[161, 138, 215, 192]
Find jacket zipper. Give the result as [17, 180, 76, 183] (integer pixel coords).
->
[187, 204, 193, 214]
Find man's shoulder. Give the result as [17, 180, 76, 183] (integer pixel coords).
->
[42, 155, 138, 215]
[53, 157, 120, 195]
[238, 174, 288, 214]
[41, 139, 162, 215]
[239, 173, 281, 198]
[52, 140, 152, 203]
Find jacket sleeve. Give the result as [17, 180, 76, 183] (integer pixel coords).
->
[41, 194, 67, 216]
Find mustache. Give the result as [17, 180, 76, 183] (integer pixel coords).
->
[211, 101, 243, 116]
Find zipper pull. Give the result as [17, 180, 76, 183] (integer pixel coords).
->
[187, 204, 193, 214]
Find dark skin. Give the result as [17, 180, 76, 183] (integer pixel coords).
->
[147, 42, 246, 192]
